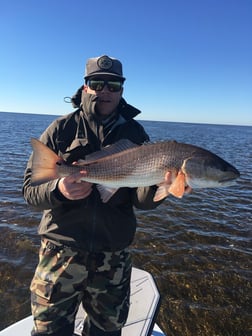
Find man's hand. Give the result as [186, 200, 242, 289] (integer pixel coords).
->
[58, 171, 93, 200]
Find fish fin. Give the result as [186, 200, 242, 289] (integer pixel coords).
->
[153, 183, 171, 202]
[153, 171, 175, 202]
[96, 185, 119, 203]
[168, 171, 186, 198]
[82, 139, 139, 164]
[30, 138, 61, 185]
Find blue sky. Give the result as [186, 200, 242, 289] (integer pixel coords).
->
[0, 0, 251, 125]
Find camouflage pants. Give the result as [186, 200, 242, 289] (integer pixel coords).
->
[30, 239, 132, 336]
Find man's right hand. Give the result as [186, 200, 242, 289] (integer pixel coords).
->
[58, 171, 93, 200]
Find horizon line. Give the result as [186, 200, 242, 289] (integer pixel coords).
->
[0, 110, 251, 127]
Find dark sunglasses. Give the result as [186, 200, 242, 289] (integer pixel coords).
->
[87, 79, 123, 92]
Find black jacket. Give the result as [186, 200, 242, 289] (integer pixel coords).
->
[23, 93, 162, 251]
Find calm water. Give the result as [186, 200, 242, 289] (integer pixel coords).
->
[0, 111, 251, 335]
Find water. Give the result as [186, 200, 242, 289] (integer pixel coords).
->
[0, 111, 251, 335]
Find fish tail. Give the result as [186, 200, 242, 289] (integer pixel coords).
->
[30, 138, 61, 186]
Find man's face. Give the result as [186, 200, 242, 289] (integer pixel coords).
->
[84, 75, 123, 117]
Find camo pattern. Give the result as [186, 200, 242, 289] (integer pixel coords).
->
[30, 239, 132, 335]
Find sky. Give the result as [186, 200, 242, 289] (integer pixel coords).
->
[0, 0, 251, 125]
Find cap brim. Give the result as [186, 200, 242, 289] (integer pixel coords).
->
[85, 72, 125, 81]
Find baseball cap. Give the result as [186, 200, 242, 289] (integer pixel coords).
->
[84, 55, 125, 81]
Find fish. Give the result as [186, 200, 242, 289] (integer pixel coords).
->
[30, 138, 240, 202]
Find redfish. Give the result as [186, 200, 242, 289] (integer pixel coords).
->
[30, 138, 240, 202]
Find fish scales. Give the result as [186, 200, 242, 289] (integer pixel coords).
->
[79, 142, 191, 187]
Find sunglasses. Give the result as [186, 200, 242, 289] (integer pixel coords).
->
[87, 79, 123, 92]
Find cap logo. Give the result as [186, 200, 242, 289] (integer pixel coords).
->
[97, 56, 113, 70]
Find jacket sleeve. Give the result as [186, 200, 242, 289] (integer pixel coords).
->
[22, 122, 73, 210]
[131, 186, 165, 210]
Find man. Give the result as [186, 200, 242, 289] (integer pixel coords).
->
[23, 55, 166, 336]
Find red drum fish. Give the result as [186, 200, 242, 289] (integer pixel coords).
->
[30, 138, 240, 202]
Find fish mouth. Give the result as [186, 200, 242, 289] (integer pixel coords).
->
[218, 168, 240, 184]
[218, 177, 238, 186]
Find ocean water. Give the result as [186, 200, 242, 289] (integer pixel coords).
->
[0, 111, 251, 335]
